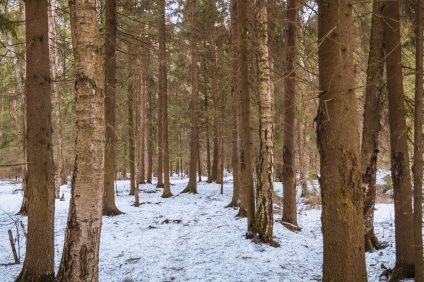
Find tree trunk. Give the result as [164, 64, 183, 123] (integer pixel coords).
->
[361, 0, 384, 252]
[127, 49, 137, 199]
[198, 133, 202, 182]
[316, 0, 367, 279]
[138, 37, 146, 184]
[48, 0, 64, 199]
[239, 0, 255, 232]
[282, 0, 299, 230]
[103, 0, 121, 216]
[227, 0, 241, 208]
[146, 30, 153, 184]
[382, 0, 415, 279]
[159, 0, 173, 198]
[56, 0, 105, 279]
[182, 0, 199, 194]
[253, 0, 275, 245]
[16, 0, 55, 279]
[414, 0, 424, 277]
[205, 85, 212, 183]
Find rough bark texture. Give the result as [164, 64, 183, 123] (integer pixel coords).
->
[239, 0, 255, 231]
[127, 49, 137, 199]
[253, 0, 275, 244]
[56, 0, 105, 279]
[103, 0, 121, 216]
[361, 0, 384, 252]
[227, 0, 241, 208]
[48, 0, 64, 199]
[382, 1, 415, 279]
[138, 20, 147, 185]
[16, 0, 55, 280]
[159, 0, 172, 198]
[316, 0, 367, 279]
[282, 0, 299, 229]
[182, 0, 199, 194]
[156, 29, 164, 189]
[413, 0, 424, 278]
[146, 42, 153, 184]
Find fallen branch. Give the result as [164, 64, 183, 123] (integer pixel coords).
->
[8, 229, 19, 264]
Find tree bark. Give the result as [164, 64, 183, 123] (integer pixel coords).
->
[56, 0, 105, 279]
[282, 0, 299, 230]
[413, 0, 424, 278]
[159, 0, 173, 198]
[103, 0, 121, 216]
[382, 0, 415, 279]
[127, 48, 137, 200]
[316, 0, 367, 279]
[227, 0, 241, 208]
[16, 0, 55, 279]
[48, 0, 64, 199]
[239, 0, 255, 232]
[182, 0, 199, 194]
[361, 0, 384, 252]
[146, 26, 153, 184]
[253, 0, 275, 245]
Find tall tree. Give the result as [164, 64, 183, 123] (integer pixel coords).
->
[316, 0, 367, 279]
[103, 0, 121, 216]
[159, 0, 173, 198]
[49, 0, 64, 198]
[146, 23, 154, 184]
[361, 0, 385, 252]
[282, 0, 299, 230]
[253, 0, 275, 245]
[413, 0, 424, 278]
[239, 0, 255, 232]
[383, 0, 415, 279]
[127, 48, 137, 199]
[56, 0, 106, 279]
[227, 0, 241, 208]
[182, 0, 199, 194]
[16, 0, 55, 279]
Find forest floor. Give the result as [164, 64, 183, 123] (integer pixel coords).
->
[0, 172, 414, 281]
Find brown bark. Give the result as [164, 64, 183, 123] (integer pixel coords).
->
[414, 0, 424, 276]
[282, 0, 299, 229]
[127, 49, 137, 200]
[182, 0, 199, 194]
[146, 29, 153, 184]
[239, 0, 255, 231]
[227, 0, 241, 208]
[56, 0, 105, 279]
[159, 0, 172, 198]
[205, 81, 212, 183]
[253, 0, 276, 245]
[16, 0, 55, 279]
[103, 0, 121, 216]
[48, 0, 64, 199]
[316, 0, 367, 278]
[361, 0, 384, 252]
[138, 45, 146, 184]
[382, 0, 415, 279]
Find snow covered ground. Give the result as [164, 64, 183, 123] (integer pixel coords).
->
[0, 175, 408, 281]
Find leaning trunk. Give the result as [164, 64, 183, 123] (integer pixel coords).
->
[361, 0, 384, 252]
[56, 0, 106, 279]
